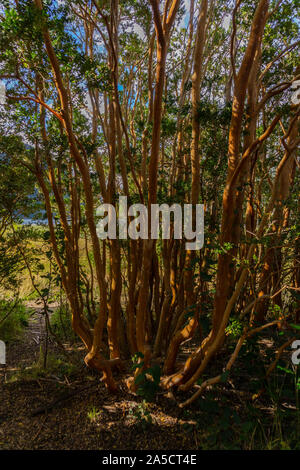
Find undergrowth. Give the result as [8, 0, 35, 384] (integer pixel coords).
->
[0, 300, 30, 342]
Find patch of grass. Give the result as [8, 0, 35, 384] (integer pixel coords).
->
[50, 306, 77, 343]
[87, 406, 101, 422]
[0, 300, 30, 342]
[8, 351, 79, 382]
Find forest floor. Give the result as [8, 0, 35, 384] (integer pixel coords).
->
[0, 304, 299, 450]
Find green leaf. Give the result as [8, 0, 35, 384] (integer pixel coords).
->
[220, 370, 230, 383]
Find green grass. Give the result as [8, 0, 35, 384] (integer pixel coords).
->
[0, 300, 30, 342]
[8, 350, 79, 383]
[87, 406, 101, 422]
[50, 305, 77, 343]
